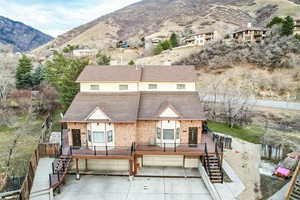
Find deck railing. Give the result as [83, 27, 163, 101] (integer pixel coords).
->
[69, 145, 133, 157]
[135, 143, 207, 153]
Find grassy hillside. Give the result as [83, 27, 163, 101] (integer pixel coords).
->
[0, 113, 43, 177]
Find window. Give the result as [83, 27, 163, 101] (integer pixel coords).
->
[157, 127, 161, 139]
[148, 84, 157, 90]
[119, 84, 128, 90]
[176, 84, 186, 90]
[90, 85, 99, 90]
[88, 130, 91, 142]
[93, 131, 105, 143]
[107, 130, 113, 142]
[176, 128, 180, 139]
[163, 129, 174, 140]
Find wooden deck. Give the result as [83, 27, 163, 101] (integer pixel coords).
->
[62, 133, 220, 159]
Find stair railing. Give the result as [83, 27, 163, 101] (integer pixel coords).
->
[215, 143, 224, 183]
[204, 143, 211, 179]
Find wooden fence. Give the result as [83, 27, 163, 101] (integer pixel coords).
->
[18, 143, 60, 200]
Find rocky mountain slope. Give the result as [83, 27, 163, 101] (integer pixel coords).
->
[33, 0, 300, 55]
[0, 16, 53, 52]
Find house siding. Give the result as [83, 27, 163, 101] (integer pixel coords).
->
[67, 123, 87, 146]
[136, 120, 157, 144]
[114, 123, 137, 146]
[66, 120, 203, 147]
[180, 120, 203, 144]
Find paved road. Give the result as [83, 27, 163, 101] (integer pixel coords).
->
[201, 95, 300, 111]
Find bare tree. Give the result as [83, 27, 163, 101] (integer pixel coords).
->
[199, 76, 256, 127]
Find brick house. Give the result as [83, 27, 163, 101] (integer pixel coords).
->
[57, 65, 223, 183]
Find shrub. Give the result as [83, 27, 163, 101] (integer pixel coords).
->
[96, 52, 111, 65]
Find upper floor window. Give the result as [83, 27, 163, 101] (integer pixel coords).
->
[90, 85, 99, 90]
[119, 84, 128, 90]
[148, 84, 157, 90]
[176, 84, 186, 90]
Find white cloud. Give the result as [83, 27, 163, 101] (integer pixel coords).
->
[0, 0, 140, 37]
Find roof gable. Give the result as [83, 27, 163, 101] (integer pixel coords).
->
[159, 105, 180, 118]
[85, 106, 110, 120]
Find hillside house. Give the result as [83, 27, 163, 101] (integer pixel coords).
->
[52, 65, 224, 188]
[73, 49, 98, 57]
[232, 24, 267, 43]
[294, 19, 300, 35]
[183, 31, 216, 46]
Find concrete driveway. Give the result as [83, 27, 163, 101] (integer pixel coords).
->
[54, 175, 212, 200]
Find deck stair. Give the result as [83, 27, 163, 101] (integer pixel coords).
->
[203, 143, 224, 184]
[204, 155, 223, 183]
[289, 175, 300, 200]
[49, 147, 71, 190]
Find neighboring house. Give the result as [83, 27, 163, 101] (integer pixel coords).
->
[294, 19, 300, 35]
[73, 49, 98, 57]
[183, 31, 217, 46]
[57, 65, 223, 184]
[232, 23, 267, 43]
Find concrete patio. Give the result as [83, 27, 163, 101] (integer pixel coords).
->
[54, 175, 212, 200]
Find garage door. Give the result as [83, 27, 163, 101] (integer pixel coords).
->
[143, 155, 183, 167]
[72, 159, 129, 171]
[88, 159, 129, 171]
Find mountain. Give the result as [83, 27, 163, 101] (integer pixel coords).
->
[34, 0, 300, 54]
[0, 16, 53, 52]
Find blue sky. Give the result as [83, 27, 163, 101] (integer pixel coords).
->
[0, 0, 140, 37]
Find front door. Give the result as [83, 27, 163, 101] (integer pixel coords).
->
[72, 129, 81, 147]
[188, 127, 198, 145]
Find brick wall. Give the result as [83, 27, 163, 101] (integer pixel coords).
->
[136, 120, 156, 144]
[67, 123, 87, 146]
[180, 120, 203, 144]
[66, 120, 203, 146]
[114, 123, 136, 146]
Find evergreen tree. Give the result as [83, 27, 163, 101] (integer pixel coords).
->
[153, 44, 163, 55]
[170, 33, 178, 48]
[44, 51, 89, 109]
[16, 55, 33, 89]
[160, 40, 171, 50]
[281, 16, 294, 36]
[31, 65, 44, 86]
[128, 60, 135, 65]
[267, 17, 284, 28]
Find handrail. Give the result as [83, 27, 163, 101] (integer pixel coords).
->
[215, 143, 224, 183]
[204, 143, 211, 179]
[70, 145, 133, 156]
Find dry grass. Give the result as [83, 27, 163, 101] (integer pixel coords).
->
[197, 65, 300, 101]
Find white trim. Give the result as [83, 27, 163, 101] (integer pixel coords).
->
[85, 107, 110, 121]
[159, 107, 179, 118]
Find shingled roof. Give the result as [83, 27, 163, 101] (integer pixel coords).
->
[138, 92, 205, 120]
[62, 91, 205, 123]
[62, 92, 140, 123]
[76, 65, 196, 82]
[76, 65, 142, 82]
